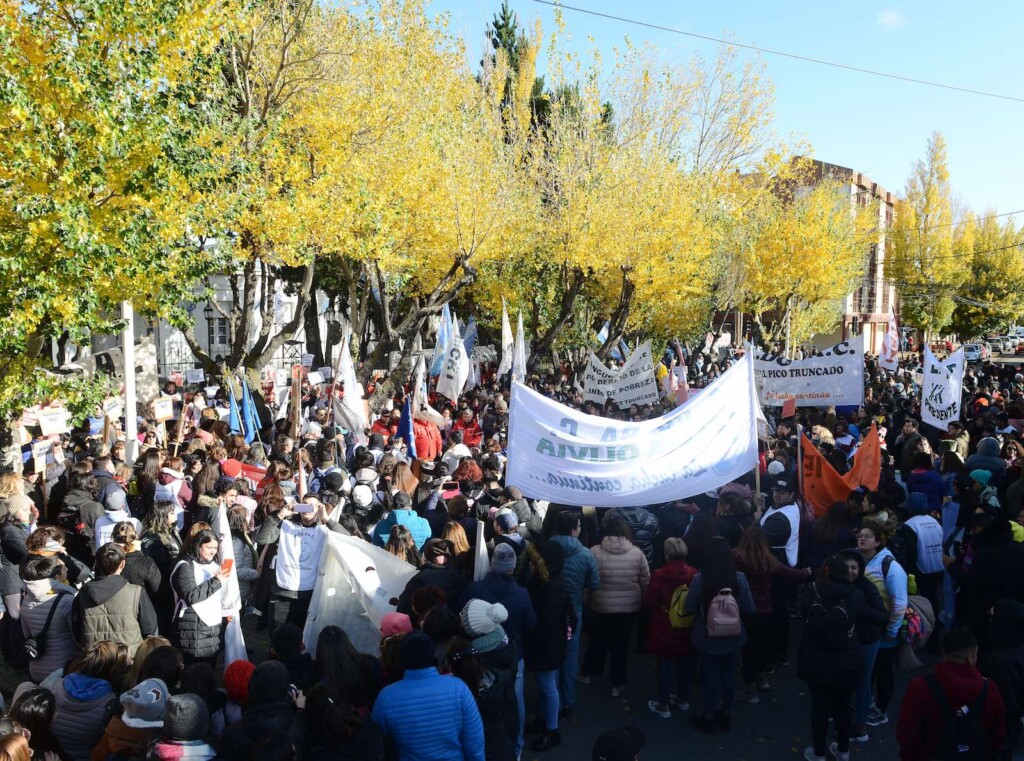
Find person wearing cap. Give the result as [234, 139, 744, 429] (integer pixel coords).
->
[396, 539, 468, 617]
[371, 492, 431, 550]
[491, 511, 527, 562]
[760, 475, 801, 672]
[371, 631, 485, 761]
[592, 725, 645, 761]
[152, 693, 218, 761]
[91, 677, 168, 761]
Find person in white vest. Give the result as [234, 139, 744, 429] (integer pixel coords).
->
[902, 491, 945, 617]
[761, 476, 802, 670]
[171, 528, 229, 667]
[253, 494, 348, 631]
[93, 490, 142, 554]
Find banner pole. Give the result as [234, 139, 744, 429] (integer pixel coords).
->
[796, 423, 804, 500]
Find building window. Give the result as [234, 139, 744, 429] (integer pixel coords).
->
[215, 318, 229, 347]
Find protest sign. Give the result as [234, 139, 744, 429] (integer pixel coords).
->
[31, 439, 51, 473]
[754, 341, 863, 407]
[507, 352, 759, 507]
[169, 371, 184, 387]
[921, 347, 964, 431]
[103, 397, 124, 420]
[152, 397, 174, 422]
[37, 408, 70, 436]
[306, 371, 325, 386]
[185, 368, 205, 384]
[582, 341, 660, 408]
[301, 353, 314, 368]
[317, 366, 333, 380]
[879, 306, 900, 372]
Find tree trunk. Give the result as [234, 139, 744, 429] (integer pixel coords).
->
[596, 268, 635, 361]
[528, 266, 585, 372]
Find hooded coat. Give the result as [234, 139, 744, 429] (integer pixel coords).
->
[71, 574, 157, 649]
[617, 508, 659, 564]
[548, 534, 599, 612]
[51, 673, 118, 761]
[965, 437, 1008, 489]
[642, 559, 697, 659]
[796, 579, 867, 687]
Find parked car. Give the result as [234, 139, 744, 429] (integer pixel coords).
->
[963, 344, 983, 363]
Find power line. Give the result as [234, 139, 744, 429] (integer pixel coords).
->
[919, 208, 1024, 230]
[532, 0, 1024, 104]
[883, 238, 1024, 264]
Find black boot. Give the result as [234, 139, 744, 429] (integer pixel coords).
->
[532, 731, 562, 752]
[524, 717, 545, 736]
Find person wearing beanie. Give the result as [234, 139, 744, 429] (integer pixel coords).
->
[969, 469, 1002, 511]
[153, 693, 217, 761]
[396, 539, 468, 618]
[380, 612, 413, 638]
[222, 660, 305, 759]
[459, 553, 537, 757]
[222, 660, 256, 728]
[91, 678, 168, 761]
[371, 632, 485, 761]
[965, 437, 1007, 490]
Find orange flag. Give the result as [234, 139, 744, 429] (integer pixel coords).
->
[801, 424, 882, 517]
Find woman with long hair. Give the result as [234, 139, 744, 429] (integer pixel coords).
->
[140, 500, 182, 633]
[447, 638, 517, 761]
[111, 521, 161, 603]
[315, 625, 379, 711]
[803, 502, 857, 570]
[0, 722, 31, 761]
[126, 635, 174, 687]
[732, 526, 811, 701]
[384, 525, 421, 567]
[446, 496, 478, 544]
[8, 688, 64, 761]
[170, 528, 228, 667]
[684, 536, 754, 734]
[229, 505, 259, 611]
[682, 512, 715, 569]
[441, 521, 472, 575]
[130, 450, 162, 515]
[393, 463, 419, 501]
[51, 641, 133, 761]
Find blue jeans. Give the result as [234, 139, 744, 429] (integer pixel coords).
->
[657, 656, 695, 705]
[558, 604, 583, 708]
[855, 639, 881, 726]
[534, 670, 560, 731]
[698, 651, 737, 716]
[514, 658, 525, 753]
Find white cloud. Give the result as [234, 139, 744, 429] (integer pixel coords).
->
[876, 8, 908, 31]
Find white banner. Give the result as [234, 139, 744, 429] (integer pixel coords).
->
[583, 342, 660, 408]
[507, 352, 759, 507]
[303, 533, 417, 656]
[436, 320, 469, 401]
[922, 347, 964, 431]
[497, 299, 514, 378]
[754, 341, 863, 407]
[879, 306, 900, 372]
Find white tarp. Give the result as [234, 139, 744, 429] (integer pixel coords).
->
[507, 352, 759, 507]
[754, 341, 863, 407]
[303, 533, 417, 656]
[922, 347, 965, 432]
[583, 341, 660, 408]
[879, 306, 900, 372]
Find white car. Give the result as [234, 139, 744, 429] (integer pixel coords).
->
[963, 344, 983, 363]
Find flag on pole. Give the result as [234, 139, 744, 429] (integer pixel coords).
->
[228, 385, 242, 436]
[398, 398, 417, 460]
[512, 311, 527, 382]
[463, 316, 478, 356]
[879, 306, 900, 372]
[436, 319, 470, 401]
[431, 304, 452, 377]
[412, 354, 446, 427]
[801, 424, 882, 516]
[333, 328, 368, 439]
[497, 299, 514, 377]
[239, 377, 260, 445]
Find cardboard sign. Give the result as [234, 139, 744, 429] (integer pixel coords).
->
[152, 397, 174, 422]
[32, 439, 52, 473]
[301, 354, 314, 368]
[103, 398, 124, 420]
[307, 371, 325, 385]
[317, 366, 333, 380]
[37, 408, 70, 436]
[185, 368, 206, 384]
[782, 397, 796, 419]
[169, 371, 184, 387]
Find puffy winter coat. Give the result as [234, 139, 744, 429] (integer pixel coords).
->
[588, 536, 650, 614]
[90, 715, 160, 761]
[121, 549, 161, 601]
[0, 520, 30, 596]
[171, 559, 223, 658]
[796, 580, 867, 687]
[549, 534, 599, 612]
[21, 580, 78, 683]
[965, 437, 1008, 488]
[232, 531, 259, 603]
[155, 468, 193, 515]
[370, 667, 485, 761]
[522, 542, 574, 672]
[473, 666, 518, 761]
[51, 673, 117, 761]
[618, 508, 659, 564]
[642, 560, 697, 659]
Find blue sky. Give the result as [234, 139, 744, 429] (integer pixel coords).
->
[427, 0, 1024, 217]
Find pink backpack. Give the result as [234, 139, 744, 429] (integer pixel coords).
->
[706, 588, 742, 638]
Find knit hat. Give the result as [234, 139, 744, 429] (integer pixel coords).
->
[380, 612, 413, 638]
[460, 599, 508, 638]
[491, 543, 517, 574]
[164, 693, 209, 741]
[351, 484, 374, 508]
[970, 469, 992, 487]
[247, 661, 290, 706]
[304, 422, 322, 438]
[223, 660, 256, 705]
[495, 513, 518, 533]
[906, 492, 930, 516]
[766, 460, 786, 476]
[121, 678, 168, 727]
[399, 632, 436, 670]
[4, 494, 34, 521]
[220, 459, 244, 479]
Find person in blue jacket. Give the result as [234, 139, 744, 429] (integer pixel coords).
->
[371, 492, 431, 550]
[371, 632, 485, 761]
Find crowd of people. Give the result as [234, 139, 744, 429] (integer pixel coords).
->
[0, 343, 1021, 761]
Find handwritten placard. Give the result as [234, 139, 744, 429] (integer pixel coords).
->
[185, 368, 206, 384]
[152, 397, 174, 423]
[37, 408, 70, 436]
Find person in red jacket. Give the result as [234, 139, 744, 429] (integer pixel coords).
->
[642, 537, 698, 719]
[412, 417, 443, 462]
[450, 408, 483, 449]
[896, 628, 1006, 761]
[371, 409, 400, 439]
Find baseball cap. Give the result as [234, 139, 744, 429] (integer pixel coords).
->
[593, 726, 646, 761]
[771, 476, 794, 492]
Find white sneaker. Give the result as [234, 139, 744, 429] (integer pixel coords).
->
[829, 742, 850, 761]
[803, 749, 825, 761]
[669, 694, 690, 711]
[734, 688, 760, 704]
[611, 685, 625, 697]
[647, 700, 671, 719]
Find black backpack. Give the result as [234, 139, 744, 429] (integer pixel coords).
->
[925, 675, 990, 760]
[886, 525, 918, 572]
[806, 584, 854, 653]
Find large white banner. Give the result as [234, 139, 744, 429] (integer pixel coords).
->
[303, 533, 417, 656]
[583, 341, 660, 408]
[436, 320, 469, 401]
[754, 341, 863, 407]
[922, 347, 965, 431]
[507, 352, 759, 507]
[879, 306, 900, 372]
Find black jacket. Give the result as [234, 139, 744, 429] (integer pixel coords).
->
[396, 564, 468, 617]
[121, 551, 161, 600]
[71, 574, 158, 642]
[522, 542, 575, 672]
[222, 700, 306, 759]
[0, 521, 30, 596]
[965, 520, 1024, 641]
[797, 580, 866, 687]
[305, 718, 385, 761]
[852, 574, 889, 644]
[476, 642, 519, 759]
[170, 559, 222, 658]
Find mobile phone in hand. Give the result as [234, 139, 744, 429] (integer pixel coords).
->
[221, 558, 233, 574]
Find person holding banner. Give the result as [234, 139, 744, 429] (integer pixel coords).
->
[170, 528, 229, 667]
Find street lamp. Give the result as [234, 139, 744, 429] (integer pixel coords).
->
[203, 303, 214, 352]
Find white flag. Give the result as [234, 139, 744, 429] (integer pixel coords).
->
[412, 354, 445, 427]
[466, 355, 479, 391]
[334, 328, 368, 439]
[497, 299, 514, 378]
[436, 319, 470, 401]
[879, 306, 900, 372]
[211, 503, 242, 616]
[921, 347, 964, 432]
[512, 311, 527, 381]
